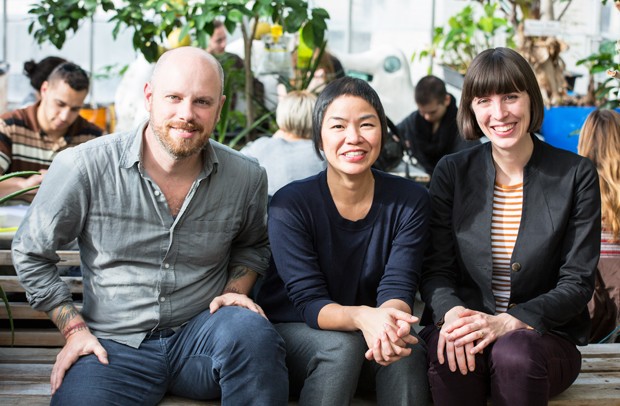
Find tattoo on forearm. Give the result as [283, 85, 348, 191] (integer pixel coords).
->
[48, 303, 80, 331]
[222, 286, 242, 294]
[222, 266, 250, 294]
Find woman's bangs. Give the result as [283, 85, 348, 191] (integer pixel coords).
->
[470, 59, 526, 97]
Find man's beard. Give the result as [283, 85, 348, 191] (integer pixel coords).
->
[151, 119, 210, 160]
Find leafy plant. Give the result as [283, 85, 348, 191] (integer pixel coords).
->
[0, 170, 41, 346]
[577, 40, 620, 109]
[278, 39, 329, 93]
[27, 0, 330, 136]
[416, 2, 515, 75]
[212, 54, 277, 148]
[418, 1, 618, 106]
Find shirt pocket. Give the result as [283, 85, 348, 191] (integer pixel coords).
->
[180, 219, 235, 266]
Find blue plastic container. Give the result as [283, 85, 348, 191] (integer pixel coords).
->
[540, 106, 596, 154]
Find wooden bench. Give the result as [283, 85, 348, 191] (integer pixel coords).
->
[0, 344, 618, 405]
[0, 250, 81, 347]
[2, 250, 620, 404]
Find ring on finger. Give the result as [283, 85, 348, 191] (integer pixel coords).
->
[479, 330, 484, 338]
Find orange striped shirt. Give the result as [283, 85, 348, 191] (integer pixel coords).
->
[491, 182, 523, 313]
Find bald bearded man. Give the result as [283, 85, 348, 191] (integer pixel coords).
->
[12, 47, 287, 406]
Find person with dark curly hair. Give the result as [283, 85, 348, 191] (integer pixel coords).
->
[22, 56, 67, 105]
[0, 61, 102, 200]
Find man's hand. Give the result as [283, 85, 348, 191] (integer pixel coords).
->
[51, 329, 108, 394]
[0, 169, 47, 201]
[209, 292, 266, 318]
[23, 169, 47, 189]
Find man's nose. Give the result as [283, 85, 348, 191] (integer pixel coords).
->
[59, 108, 72, 122]
[177, 100, 195, 120]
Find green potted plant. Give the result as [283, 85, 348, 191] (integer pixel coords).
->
[416, 2, 515, 87]
[0, 171, 41, 346]
[27, 0, 329, 137]
[418, 0, 618, 153]
[576, 39, 620, 109]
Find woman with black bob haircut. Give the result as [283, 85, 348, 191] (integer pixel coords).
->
[257, 76, 431, 405]
[419, 47, 601, 405]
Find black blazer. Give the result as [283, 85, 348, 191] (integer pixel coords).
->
[420, 135, 601, 345]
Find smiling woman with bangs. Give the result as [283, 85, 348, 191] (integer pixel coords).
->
[256, 76, 431, 405]
[418, 47, 601, 405]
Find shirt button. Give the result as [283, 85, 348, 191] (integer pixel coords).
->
[154, 190, 161, 196]
[164, 263, 170, 269]
[511, 262, 521, 272]
[159, 296, 166, 302]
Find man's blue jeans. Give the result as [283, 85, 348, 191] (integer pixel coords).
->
[51, 306, 289, 406]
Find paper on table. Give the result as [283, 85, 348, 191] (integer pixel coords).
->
[0, 204, 29, 229]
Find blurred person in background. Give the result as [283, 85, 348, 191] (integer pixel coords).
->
[0, 62, 102, 200]
[21, 56, 67, 106]
[397, 75, 478, 176]
[578, 108, 620, 343]
[241, 90, 325, 197]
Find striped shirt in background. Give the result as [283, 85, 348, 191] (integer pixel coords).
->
[0, 102, 103, 174]
[491, 182, 523, 313]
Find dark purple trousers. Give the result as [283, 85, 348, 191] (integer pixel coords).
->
[419, 325, 581, 406]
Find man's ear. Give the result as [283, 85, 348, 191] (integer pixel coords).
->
[216, 95, 227, 121]
[144, 82, 153, 112]
[444, 94, 451, 106]
[40, 81, 49, 98]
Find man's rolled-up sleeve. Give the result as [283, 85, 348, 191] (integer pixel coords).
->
[11, 148, 88, 312]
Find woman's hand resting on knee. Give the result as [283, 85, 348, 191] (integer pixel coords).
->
[438, 306, 533, 375]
